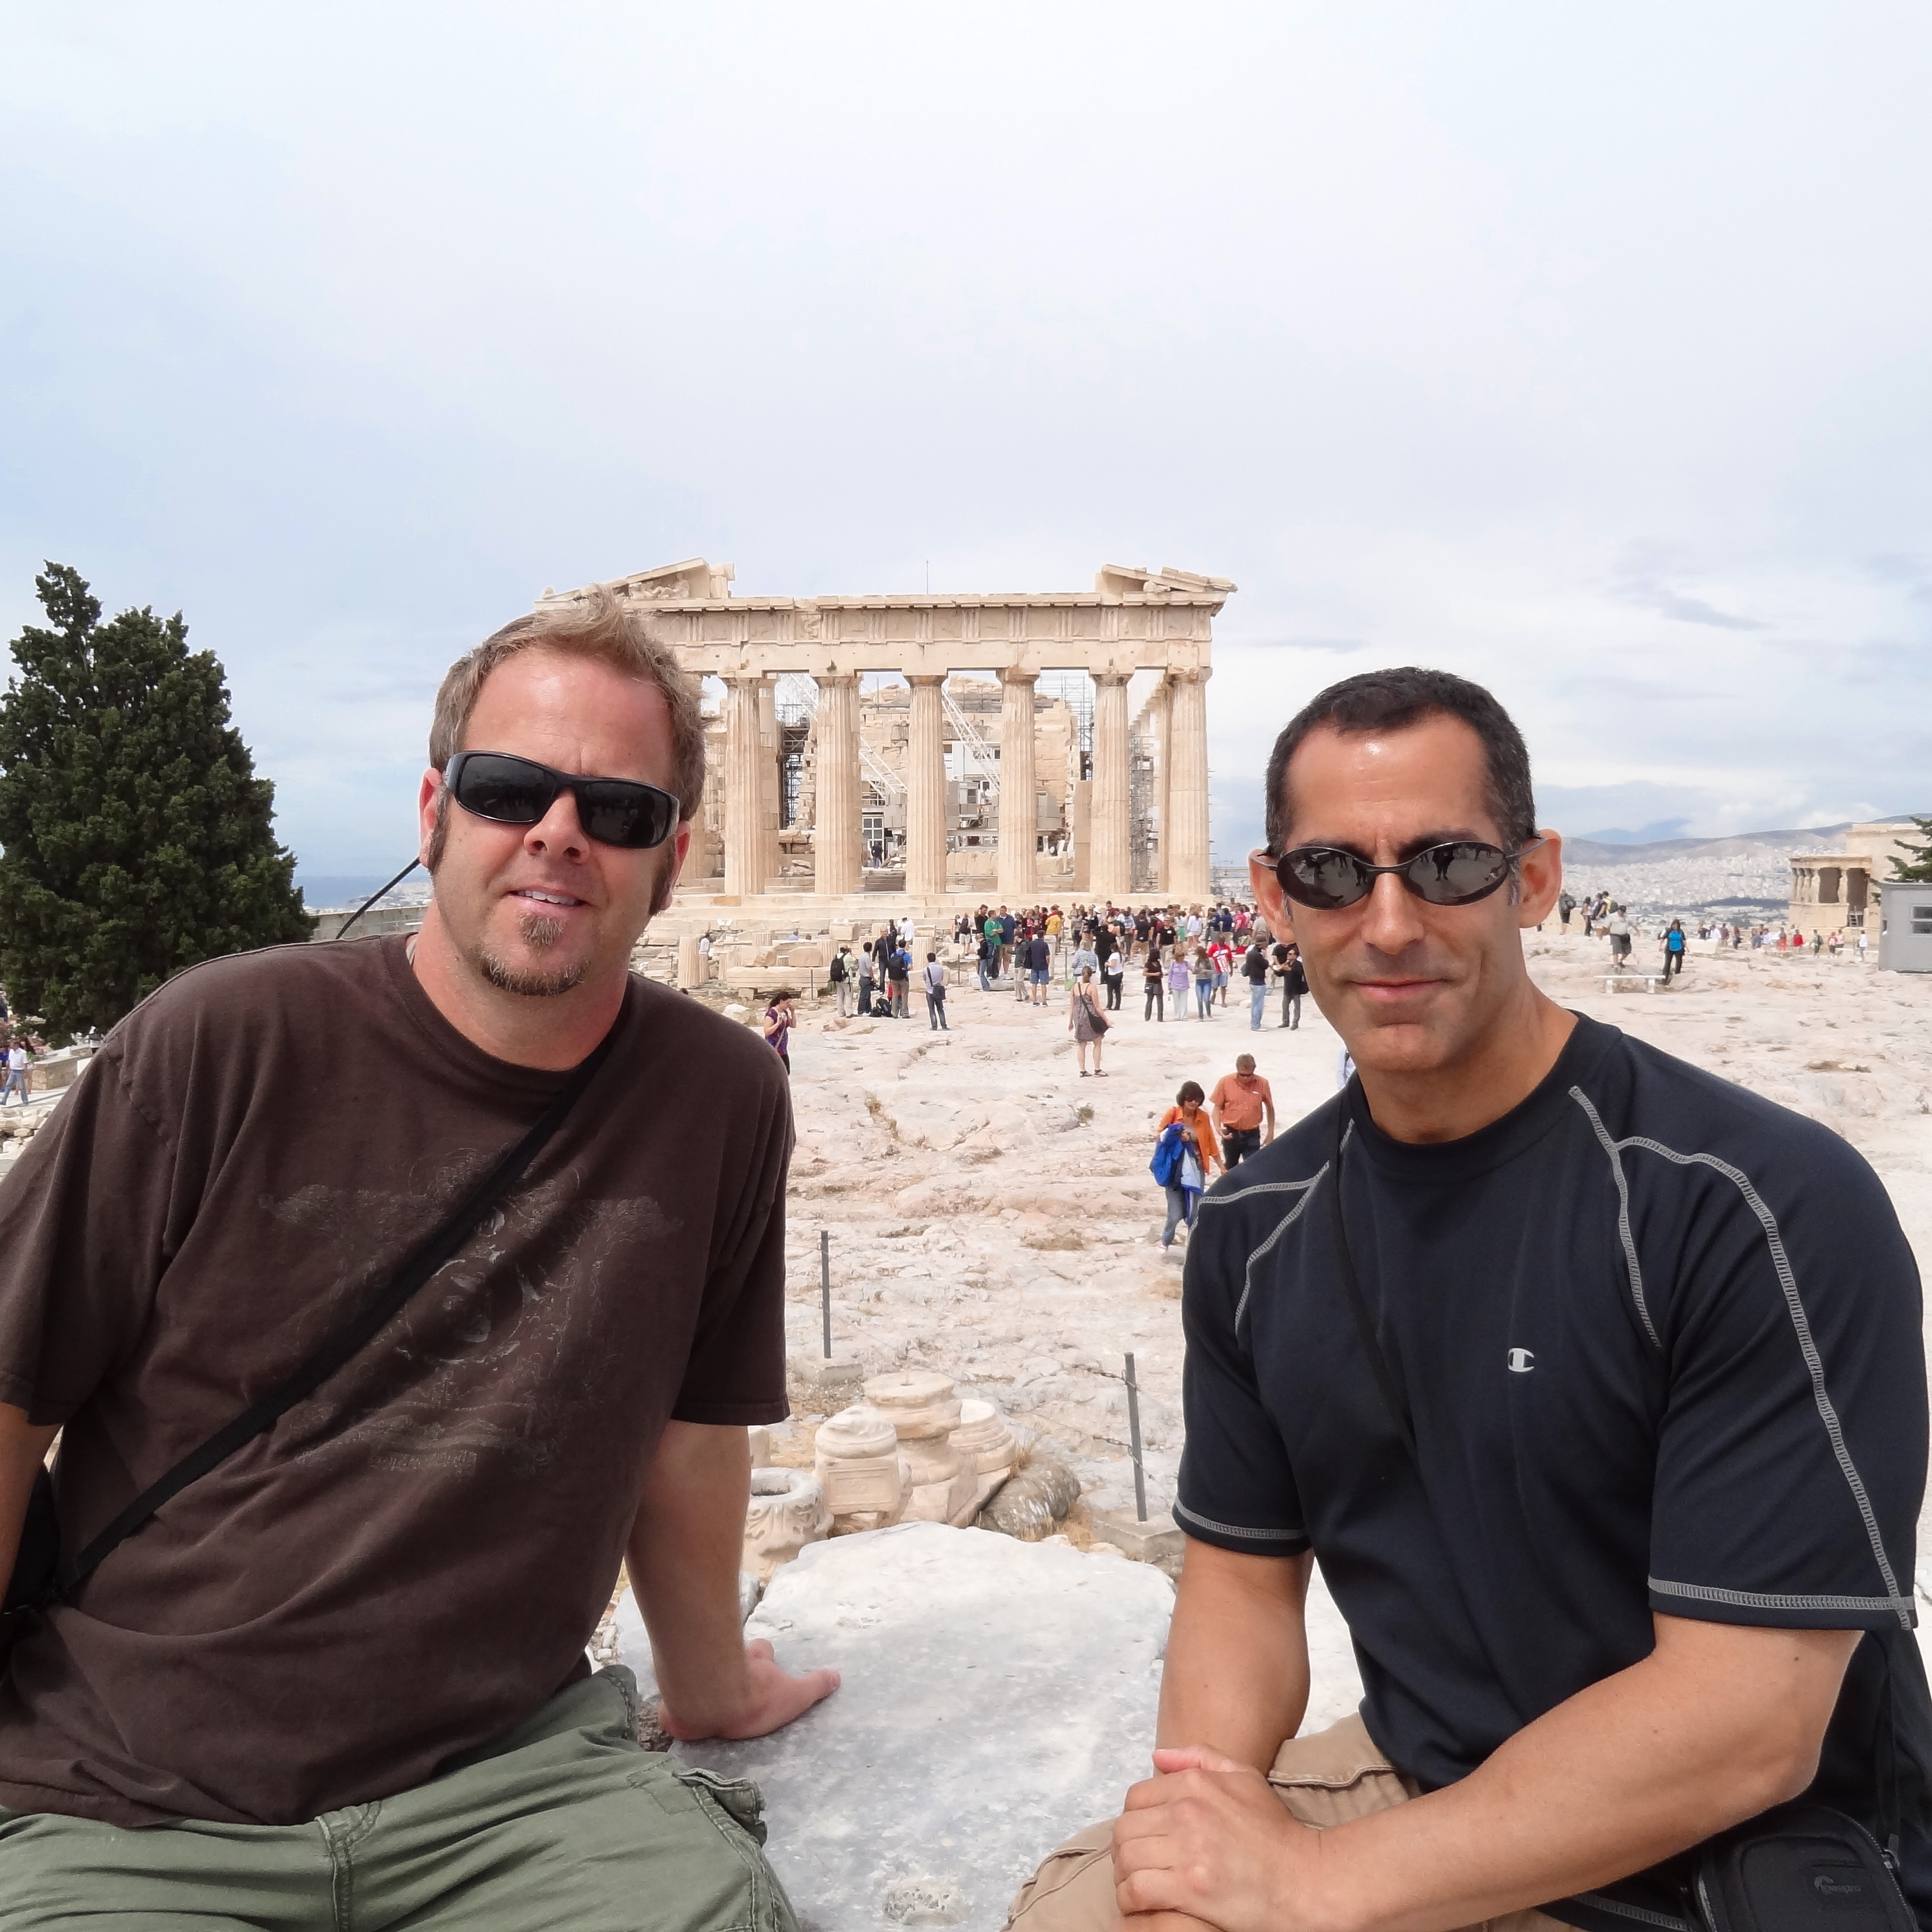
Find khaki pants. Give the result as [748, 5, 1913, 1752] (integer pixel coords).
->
[0, 1669, 796, 1932]
[1005, 1712, 1565, 1932]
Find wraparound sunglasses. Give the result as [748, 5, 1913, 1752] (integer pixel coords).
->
[444, 751, 681, 850]
[1266, 838, 1544, 911]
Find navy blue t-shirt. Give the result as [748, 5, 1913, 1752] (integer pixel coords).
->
[1177, 1014, 1931, 1931]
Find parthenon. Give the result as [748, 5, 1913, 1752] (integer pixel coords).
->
[536, 560, 1235, 906]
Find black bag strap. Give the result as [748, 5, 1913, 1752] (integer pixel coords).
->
[53, 1017, 621, 1599]
[1327, 1099, 1418, 1464]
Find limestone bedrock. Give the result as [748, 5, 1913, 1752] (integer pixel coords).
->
[669, 1522, 1172, 1932]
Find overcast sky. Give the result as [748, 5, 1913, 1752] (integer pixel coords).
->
[4, 4, 1928, 883]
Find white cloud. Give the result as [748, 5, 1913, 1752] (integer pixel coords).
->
[2, 3, 1929, 873]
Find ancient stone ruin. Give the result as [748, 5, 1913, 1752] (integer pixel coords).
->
[536, 558, 1236, 908]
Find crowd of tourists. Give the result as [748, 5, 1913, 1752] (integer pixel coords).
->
[1555, 887, 1871, 972]
[943, 899, 1312, 1033]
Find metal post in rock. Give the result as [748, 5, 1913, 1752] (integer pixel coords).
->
[1124, 1351, 1147, 1523]
[820, 1228, 832, 1360]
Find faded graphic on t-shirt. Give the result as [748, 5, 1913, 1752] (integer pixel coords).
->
[262, 1162, 676, 1481]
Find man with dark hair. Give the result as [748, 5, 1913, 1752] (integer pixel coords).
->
[0, 587, 835, 1927]
[1008, 665, 1927, 1932]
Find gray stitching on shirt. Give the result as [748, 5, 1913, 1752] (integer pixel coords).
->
[1571, 1096, 1911, 1633]
[1173, 1499, 1305, 1542]
[1615, 1130, 1910, 1630]
[1570, 1089, 1661, 1348]
[1233, 1168, 1327, 1337]
[1202, 1177, 1323, 1208]
[1650, 1575, 1914, 1616]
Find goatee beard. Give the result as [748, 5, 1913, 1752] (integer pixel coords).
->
[477, 910, 588, 999]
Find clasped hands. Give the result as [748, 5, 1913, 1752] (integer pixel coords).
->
[1110, 1744, 1335, 1932]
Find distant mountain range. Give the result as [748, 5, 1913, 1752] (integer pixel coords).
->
[1560, 816, 1925, 917]
[1564, 823, 1860, 866]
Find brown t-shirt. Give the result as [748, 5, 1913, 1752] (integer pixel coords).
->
[0, 934, 790, 1827]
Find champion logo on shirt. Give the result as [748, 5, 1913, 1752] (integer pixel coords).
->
[1507, 1348, 1535, 1374]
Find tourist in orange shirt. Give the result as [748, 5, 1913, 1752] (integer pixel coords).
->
[1209, 1054, 1276, 1168]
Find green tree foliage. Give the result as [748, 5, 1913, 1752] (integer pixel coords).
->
[0, 564, 310, 1039]
[1888, 815, 1932, 884]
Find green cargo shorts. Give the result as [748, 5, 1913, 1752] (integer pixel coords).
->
[0, 1666, 797, 1932]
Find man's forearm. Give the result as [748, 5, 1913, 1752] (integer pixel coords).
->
[626, 1420, 755, 1734]
[1294, 1618, 1859, 1932]
[1158, 1542, 1313, 1772]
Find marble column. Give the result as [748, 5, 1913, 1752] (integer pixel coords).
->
[812, 674, 861, 897]
[906, 675, 948, 898]
[1145, 678, 1173, 895]
[1090, 673, 1131, 901]
[1167, 668, 1212, 901]
[723, 675, 765, 898]
[997, 669, 1039, 902]
[757, 678, 782, 891]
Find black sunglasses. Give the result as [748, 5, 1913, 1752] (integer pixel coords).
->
[1267, 838, 1543, 911]
[443, 751, 681, 851]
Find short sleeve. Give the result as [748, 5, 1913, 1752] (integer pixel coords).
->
[0, 1046, 178, 1423]
[1176, 1205, 1310, 1557]
[1645, 1135, 1925, 1632]
[670, 1062, 793, 1428]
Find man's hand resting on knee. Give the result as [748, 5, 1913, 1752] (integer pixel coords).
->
[1112, 1744, 1310, 1931]
[627, 1420, 840, 1742]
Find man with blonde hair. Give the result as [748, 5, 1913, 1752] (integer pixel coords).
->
[0, 586, 832, 1928]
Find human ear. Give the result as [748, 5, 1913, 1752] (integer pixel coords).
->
[1516, 830, 1564, 929]
[1249, 850, 1295, 945]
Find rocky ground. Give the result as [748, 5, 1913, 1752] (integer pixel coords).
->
[767, 934, 1932, 1562]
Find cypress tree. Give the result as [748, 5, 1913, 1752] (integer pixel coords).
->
[1888, 815, 1932, 884]
[0, 564, 311, 1040]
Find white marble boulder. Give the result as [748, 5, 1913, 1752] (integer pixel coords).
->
[674, 1522, 1175, 1932]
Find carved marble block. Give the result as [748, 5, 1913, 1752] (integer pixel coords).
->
[864, 1371, 976, 1526]
[948, 1398, 1019, 1526]
[814, 1403, 911, 1531]
[743, 1467, 831, 1582]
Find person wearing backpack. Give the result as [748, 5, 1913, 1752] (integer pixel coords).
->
[0, 586, 835, 1927]
[829, 943, 854, 1016]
